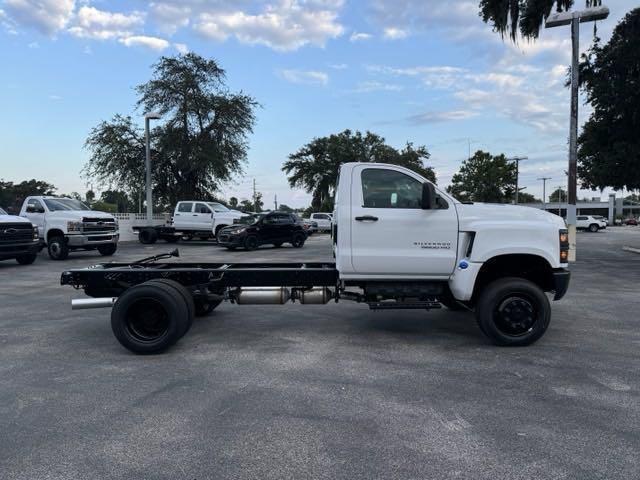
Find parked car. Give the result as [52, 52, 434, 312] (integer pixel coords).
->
[309, 212, 333, 232]
[625, 218, 638, 226]
[576, 215, 607, 232]
[593, 215, 609, 226]
[0, 207, 41, 265]
[217, 211, 307, 250]
[298, 216, 318, 235]
[20, 196, 118, 260]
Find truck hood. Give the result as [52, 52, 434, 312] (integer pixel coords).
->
[1, 214, 33, 224]
[219, 210, 244, 219]
[42, 210, 115, 222]
[456, 202, 566, 230]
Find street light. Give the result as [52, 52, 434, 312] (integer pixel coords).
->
[545, 5, 609, 261]
[144, 112, 161, 225]
[508, 156, 528, 204]
[538, 177, 552, 211]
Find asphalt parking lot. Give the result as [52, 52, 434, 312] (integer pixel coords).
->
[1, 229, 639, 480]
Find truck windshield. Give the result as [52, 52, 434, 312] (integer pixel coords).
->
[43, 198, 90, 211]
[0, 207, 7, 215]
[207, 202, 229, 212]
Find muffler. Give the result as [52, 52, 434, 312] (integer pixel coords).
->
[234, 287, 291, 305]
[71, 297, 116, 310]
[294, 287, 334, 304]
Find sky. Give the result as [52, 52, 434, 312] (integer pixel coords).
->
[0, 0, 636, 208]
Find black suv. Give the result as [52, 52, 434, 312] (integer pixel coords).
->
[217, 212, 307, 250]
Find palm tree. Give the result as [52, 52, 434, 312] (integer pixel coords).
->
[479, 1, 600, 40]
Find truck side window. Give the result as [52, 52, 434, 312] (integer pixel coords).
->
[27, 199, 44, 212]
[361, 169, 422, 209]
[178, 203, 193, 213]
[195, 203, 211, 214]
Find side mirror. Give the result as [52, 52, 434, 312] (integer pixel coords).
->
[421, 183, 436, 210]
[26, 206, 43, 214]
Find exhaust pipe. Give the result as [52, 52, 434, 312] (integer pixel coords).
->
[295, 287, 333, 304]
[235, 287, 291, 305]
[72, 297, 116, 310]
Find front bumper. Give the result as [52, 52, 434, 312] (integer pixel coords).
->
[217, 232, 245, 246]
[0, 240, 42, 260]
[552, 268, 571, 300]
[67, 233, 119, 247]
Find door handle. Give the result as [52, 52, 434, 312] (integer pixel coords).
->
[193, 214, 198, 216]
[355, 215, 378, 222]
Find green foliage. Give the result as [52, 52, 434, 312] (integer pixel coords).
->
[518, 192, 542, 203]
[479, 0, 574, 41]
[278, 204, 294, 212]
[84, 53, 258, 206]
[90, 201, 118, 213]
[549, 187, 567, 203]
[228, 196, 238, 208]
[85, 190, 95, 203]
[577, 8, 640, 191]
[283, 129, 435, 211]
[446, 150, 516, 203]
[101, 190, 134, 213]
[0, 179, 56, 212]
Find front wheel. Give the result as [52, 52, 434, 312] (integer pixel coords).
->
[244, 235, 259, 251]
[98, 244, 117, 256]
[48, 236, 69, 260]
[291, 233, 305, 248]
[16, 253, 37, 265]
[589, 224, 599, 232]
[476, 277, 550, 346]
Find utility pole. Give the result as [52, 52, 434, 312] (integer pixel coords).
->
[546, 5, 609, 261]
[144, 112, 161, 225]
[508, 156, 528, 204]
[252, 178, 257, 211]
[557, 185, 563, 216]
[274, 194, 278, 211]
[538, 177, 552, 211]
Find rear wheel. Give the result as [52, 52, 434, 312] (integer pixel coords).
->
[139, 228, 158, 244]
[48, 236, 69, 260]
[589, 223, 599, 232]
[16, 253, 37, 265]
[145, 279, 195, 336]
[98, 244, 117, 256]
[476, 277, 550, 346]
[111, 282, 190, 354]
[244, 235, 259, 251]
[291, 233, 305, 248]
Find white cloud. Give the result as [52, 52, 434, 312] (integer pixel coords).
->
[407, 110, 477, 124]
[149, 2, 191, 35]
[174, 42, 188, 54]
[352, 81, 403, 93]
[193, 1, 344, 51]
[280, 69, 328, 86]
[349, 31, 372, 41]
[2, 0, 74, 36]
[48, 94, 62, 101]
[68, 6, 144, 40]
[119, 35, 170, 51]
[383, 27, 407, 39]
[329, 63, 348, 69]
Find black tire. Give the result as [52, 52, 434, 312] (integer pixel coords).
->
[110, 282, 189, 354]
[291, 233, 305, 248]
[273, 242, 283, 248]
[139, 229, 158, 244]
[195, 298, 223, 316]
[589, 223, 599, 232]
[244, 235, 259, 251]
[476, 277, 550, 346]
[145, 279, 195, 336]
[97, 244, 117, 256]
[16, 253, 37, 265]
[438, 290, 465, 311]
[48, 236, 69, 260]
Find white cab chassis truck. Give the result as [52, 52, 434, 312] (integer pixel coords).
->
[133, 201, 244, 244]
[0, 207, 41, 265]
[21, 197, 119, 260]
[62, 163, 570, 354]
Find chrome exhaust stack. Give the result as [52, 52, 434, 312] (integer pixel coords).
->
[71, 297, 116, 310]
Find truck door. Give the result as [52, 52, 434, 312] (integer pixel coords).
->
[23, 198, 46, 234]
[173, 202, 194, 229]
[193, 203, 214, 232]
[350, 165, 458, 277]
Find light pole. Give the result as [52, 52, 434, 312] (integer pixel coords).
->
[538, 177, 552, 211]
[144, 112, 161, 225]
[508, 156, 528, 204]
[545, 5, 609, 261]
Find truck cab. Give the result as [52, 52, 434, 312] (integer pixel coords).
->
[309, 212, 333, 232]
[172, 201, 244, 239]
[20, 196, 119, 260]
[0, 207, 41, 265]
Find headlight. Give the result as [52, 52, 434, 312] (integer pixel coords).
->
[32, 226, 39, 240]
[67, 221, 82, 232]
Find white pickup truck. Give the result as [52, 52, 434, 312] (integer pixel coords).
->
[134, 201, 244, 244]
[62, 162, 570, 354]
[20, 196, 119, 260]
[0, 207, 41, 265]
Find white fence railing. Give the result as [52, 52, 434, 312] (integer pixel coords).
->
[115, 213, 171, 242]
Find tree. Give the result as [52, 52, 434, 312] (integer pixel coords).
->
[446, 150, 516, 203]
[228, 196, 238, 208]
[283, 130, 435, 211]
[278, 204, 294, 212]
[576, 8, 640, 192]
[479, 0, 576, 41]
[84, 53, 258, 206]
[518, 192, 542, 203]
[239, 199, 253, 211]
[101, 190, 134, 213]
[0, 179, 56, 212]
[549, 187, 567, 203]
[85, 190, 96, 203]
